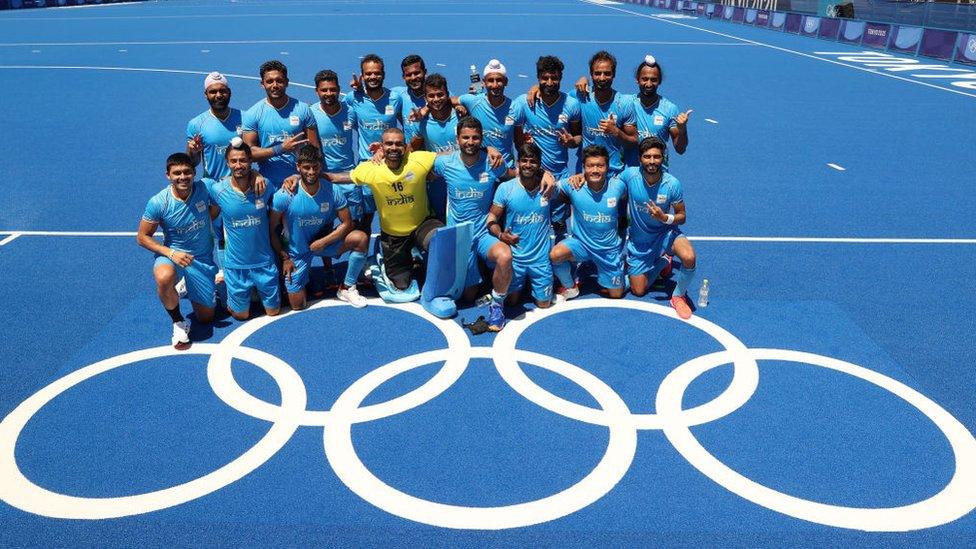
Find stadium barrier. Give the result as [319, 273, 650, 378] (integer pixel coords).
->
[0, 0, 148, 9]
[622, 0, 976, 65]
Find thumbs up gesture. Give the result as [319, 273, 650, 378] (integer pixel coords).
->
[675, 109, 693, 128]
[598, 113, 619, 137]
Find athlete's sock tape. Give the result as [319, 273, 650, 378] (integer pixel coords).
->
[421, 222, 473, 318]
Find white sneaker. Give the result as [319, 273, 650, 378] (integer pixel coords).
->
[175, 277, 188, 299]
[171, 320, 191, 350]
[557, 283, 580, 301]
[337, 285, 368, 308]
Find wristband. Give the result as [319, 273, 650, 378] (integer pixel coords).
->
[664, 214, 675, 225]
[272, 143, 284, 156]
[168, 250, 176, 260]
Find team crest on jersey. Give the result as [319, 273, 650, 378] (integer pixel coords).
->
[289, 115, 300, 127]
[195, 200, 207, 213]
[540, 196, 549, 207]
[558, 113, 569, 124]
[404, 171, 415, 181]
[607, 197, 617, 208]
[320, 202, 330, 213]
[656, 193, 667, 204]
[384, 105, 395, 116]
[255, 199, 265, 209]
[654, 115, 665, 126]
[479, 172, 489, 184]
[343, 119, 353, 131]
[504, 115, 515, 126]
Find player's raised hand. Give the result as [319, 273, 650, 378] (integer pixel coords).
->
[349, 73, 362, 92]
[253, 175, 268, 195]
[557, 128, 575, 147]
[647, 200, 666, 221]
[453, 103, 468, 117]
[499, 227, 519, 247]
[598, 113, 618, 136]
[522, 129, 535, 145]
[675, 109, 693, 127]
[540, 170, 557, 198]
[526, 84, 540, 108]
[369, 142, 385, 164]
[408, 106, 425, 122]
[486, 146, 504, 169]
[187, 134, 203, 154]
[575, 76, 590, 96]
[281, 132, 308, 152]
[282, 174, 300, 194]
[568, 173, 585, 190]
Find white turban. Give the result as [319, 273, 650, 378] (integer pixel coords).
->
[483, 59, 507, 77]
[643, 54, 657, 65]
[204, 71, 229, 90]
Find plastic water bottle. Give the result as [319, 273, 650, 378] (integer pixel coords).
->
[469, 65, 483, 94]
[697, 279, 710, 308]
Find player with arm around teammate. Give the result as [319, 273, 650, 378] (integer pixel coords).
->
[241, 60, 320, 189]
[137, 153, 218, 349]
[549, 145, 628, 300]
[487, 143, 556, 310]
[626, 55, 692, 169]
[621, 137, 697, 319]
[270, 145, 369, 311]
[208, 141, 283, 320]
[431, 116, 513, 329]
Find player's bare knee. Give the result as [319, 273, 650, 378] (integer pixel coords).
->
[230, 310, 250, 321]
[348, 229, 369, 251]
[536, 300, 552, 309]
[606, 288, 624, 299]
[266, 307, 281, 317]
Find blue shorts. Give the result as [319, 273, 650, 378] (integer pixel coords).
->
[284, 241, 345, 294]
[627, 227, 684, 277]
[509, 261, 553, 303]
[561, 237, 625, 290]
[464, 232, 500, 288]
[154, 255, 217, 308]
[361, 186, 377, 215]
[224, 263, 281, 313]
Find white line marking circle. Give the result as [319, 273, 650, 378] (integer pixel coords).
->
[492, 298, 759, 429]
[657, 348, 976, 531]
[206, 298, 471, 426]
[324, 346, 638, 530]
[0, 344, 305, 519]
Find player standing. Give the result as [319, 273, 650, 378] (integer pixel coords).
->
[626, 55, 692, 169]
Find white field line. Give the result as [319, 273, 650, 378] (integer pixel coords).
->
[0, 12, 637, 21]
[0, 38, 758, 47]
[0, 233, 21, 246]
[582, 0, 976, 100]
[0, 65, 315, 88]
[827, 163, 846, 171]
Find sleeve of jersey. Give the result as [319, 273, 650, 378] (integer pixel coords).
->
[507, 98, 525, 126]
[142, 196, 161, 223]
[618, 97, 636, 126]
[301, 104, 317, 129]
[670, 178, 684, 204]
[569, 99, 582, 122]
[667, 103, 681, 129]
[492, 182, 509, 209]
[271, 189, 290, 213]
[412, 151, 438, 172]
[556, 178, 573, 197]
[333, 187, 348, 211]
[459, 93, 475, 111]
[241, 105, 258, 133]
[349, 163, 371, 186]
[185, 118, 198, 140]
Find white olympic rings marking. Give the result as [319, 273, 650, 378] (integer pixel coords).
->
[1, 297, 975, 532]
[657, 348, 976, 532]
[207, 298, 471, 426]
[0, 344, 305, 519]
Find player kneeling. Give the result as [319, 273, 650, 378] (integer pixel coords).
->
[620, 137, 697, 319]
[137, 153, 218, 349]
[271, 145, 369, 310]
[550, 145, 627, 299]
[488, 143, 556, 310]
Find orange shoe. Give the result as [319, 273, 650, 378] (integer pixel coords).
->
[670, 294, 692, 319]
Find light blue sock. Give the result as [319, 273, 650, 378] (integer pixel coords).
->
[553, 261, 574, 288]
[491, 289, 506, 303]
[644, 256, 669, 283]
[343, 251, 367, 287]
[673, 266, 696, 297]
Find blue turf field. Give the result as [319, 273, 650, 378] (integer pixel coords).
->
[2, 0, 976, 546]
